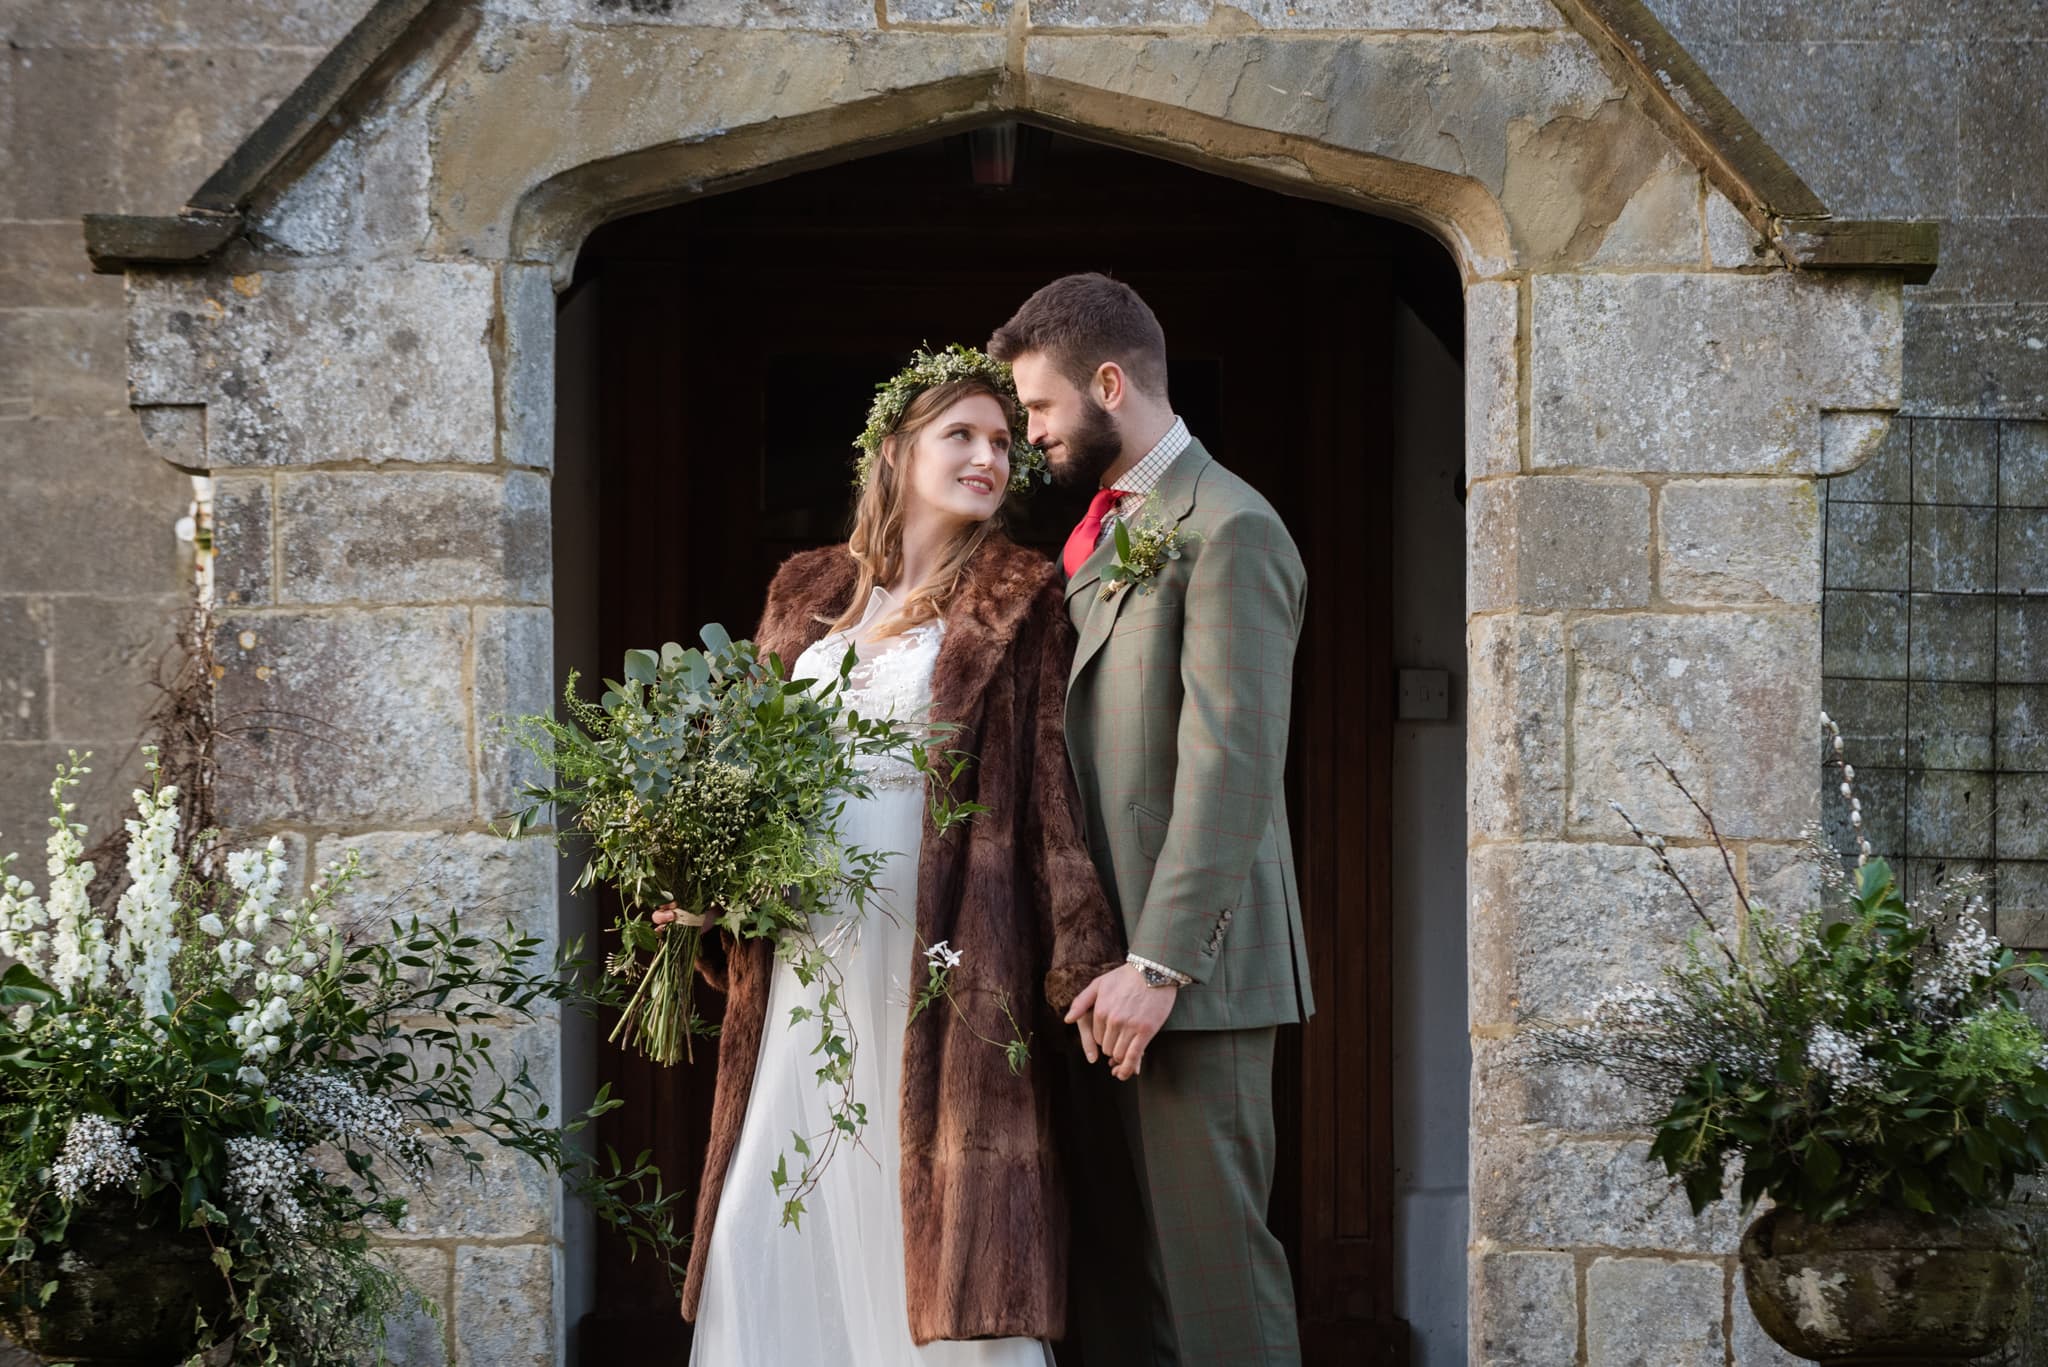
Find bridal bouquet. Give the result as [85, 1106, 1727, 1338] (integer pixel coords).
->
[0, 753, 683, 1366]
[505, 626, 984, 1224]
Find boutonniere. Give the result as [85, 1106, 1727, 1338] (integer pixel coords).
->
[1099, 514, 1194, 602]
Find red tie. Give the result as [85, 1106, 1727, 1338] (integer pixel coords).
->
[1062, 488, 1127, 578]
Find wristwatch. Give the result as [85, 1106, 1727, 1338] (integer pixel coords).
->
[1128, 954, 1190, 988]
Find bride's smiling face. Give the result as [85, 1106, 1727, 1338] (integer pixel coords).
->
[894, 392, 1012, 525]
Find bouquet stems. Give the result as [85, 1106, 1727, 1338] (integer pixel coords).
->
[610, 916, 701, 1066]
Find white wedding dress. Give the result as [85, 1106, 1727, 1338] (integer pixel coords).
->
[689, 585, 1052, 1367]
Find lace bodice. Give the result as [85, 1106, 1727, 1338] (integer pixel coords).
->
[790, 586, 945, 789]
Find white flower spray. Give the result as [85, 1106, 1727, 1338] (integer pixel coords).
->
[111, 764, 183, 1019]
[51, 1114, 144, 1202]
[43, 758, 109, 1000]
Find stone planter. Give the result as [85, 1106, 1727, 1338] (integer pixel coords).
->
[1740, 1205, 2031, 1363]
[0, 1202, 231, 1365]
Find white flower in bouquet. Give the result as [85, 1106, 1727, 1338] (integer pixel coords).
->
[43, 766, 110, 999]
[225, 1135, 312, 1232]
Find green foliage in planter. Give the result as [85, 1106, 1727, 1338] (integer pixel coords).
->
[1528, 732, 2048, 1225]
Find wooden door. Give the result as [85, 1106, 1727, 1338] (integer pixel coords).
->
[562, 126, 1435, 1362]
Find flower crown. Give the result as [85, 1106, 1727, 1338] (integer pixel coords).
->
[853, 344, 1049, 495]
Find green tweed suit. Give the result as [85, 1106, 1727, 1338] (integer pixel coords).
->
[1061, 437, 1310, 1367]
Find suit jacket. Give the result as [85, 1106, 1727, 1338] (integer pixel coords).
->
[681, 534, 1126, 1342]
[1064, 437, 1314, 1031]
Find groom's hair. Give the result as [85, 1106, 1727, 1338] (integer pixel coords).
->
[988, 273, 1169, 399]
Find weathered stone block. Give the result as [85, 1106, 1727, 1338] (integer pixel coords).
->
[1821, 676, 1906, 768]
[1470, 1130, 1742, 1253]
[499, 265, 555, 471]
[1999, 772, 2048, 862]
[452, 1245, 554, 1367]
[377, 1243, 450, 1367]
[1660, 478, 1819, 606]
[2002, 509, 2048, 595]
[1471, 841, 1731, 1024]
[212, 608, 472, 826]
[1586, 1257, 1726, 1367]
[2007, 422, 2048, 506]
[49, 594, 184, 740]
[1915, 214, 2048, 308]
[0, 308, 126, 417]
[112, 49, 311, 218]
[0, 599, 50, 743]
[1470, 1249, 1578, 1367]
[1706, 188, 1768, 269]
[1530, 273, 1903, 475]
[1469, 476, 1650, 611]
[489, 0, 876, 24]
[1822, 589, 1907, 678]
[890, 0, 1015, 21]
[251, 117, 433, 261]
[1909, 769, 1994, 859]
[1910, 504, 1996, 594]
[1471, 1034, 1651, 1136]
[1823, 500, 1908, 592]
[0, 742, 147, 858]
[1911, 418, 1997, 505]
[1467, 614, 1566, 840]
[1567, 611, 1821, 840]
[1903, 303, 2048, 419]
[473, 607, 554, 822]
[0, 417, 190, 595]
[2000, 685, 2048, 772]
[277, 471, 549, 605]
[128, 264, 497, 466]
[1826, 412, 1910, 503]
[1909, 592, 1996, 682]
[2003, 600, 2048, 685]
[1584, 153, 1703, 269]
[1908, 680, 1994, 771]
[210, 475, 274, 607]
[0, 49, 121, 219]
[430, 27, 1005, 258]
[0, 223, 116, 311]
[1030, 0, 1561, 25]
[396, 1141, 554, 1241]
[1959, 41, 2048, 217]
[312, 830, 558, 945]
[0, 0, 378, 48]
[1465, 280, 1520, 481]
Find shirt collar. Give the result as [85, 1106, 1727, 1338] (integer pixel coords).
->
[1109, 416, 1190, 498]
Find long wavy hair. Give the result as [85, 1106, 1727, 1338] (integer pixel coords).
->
[827, 377, 1015, 638]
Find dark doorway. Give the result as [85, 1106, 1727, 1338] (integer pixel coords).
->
[554, 123, 1461, 1365]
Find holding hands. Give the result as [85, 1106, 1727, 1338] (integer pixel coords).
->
[1066, 963, 1177, 1081]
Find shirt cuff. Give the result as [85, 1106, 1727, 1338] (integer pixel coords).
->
[1126, 952, 1193, 987]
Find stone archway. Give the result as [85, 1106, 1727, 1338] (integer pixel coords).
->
[107, 5, 1912, 1361]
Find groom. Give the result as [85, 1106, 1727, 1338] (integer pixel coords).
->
[990, 274, 1312, 1366]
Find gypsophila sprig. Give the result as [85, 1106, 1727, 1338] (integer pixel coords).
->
[1523, 721, 2048, 1224]
[505, 623, 994, 1227]
[0, 749, 685, 1366]
[853, 344, 1047, 495]
[1099, 513, 1195, 602]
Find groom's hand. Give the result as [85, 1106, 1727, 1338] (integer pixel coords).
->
[1065, 964, 1177, 1080]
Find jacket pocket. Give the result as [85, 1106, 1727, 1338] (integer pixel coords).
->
[1129, 802, 1170, 862]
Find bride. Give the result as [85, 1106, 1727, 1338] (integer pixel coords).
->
[659, 348, 1124, 1364]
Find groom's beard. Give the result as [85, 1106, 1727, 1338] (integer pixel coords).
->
[1049, 398, 1125, 490]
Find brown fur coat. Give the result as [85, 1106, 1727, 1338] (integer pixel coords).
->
[679, 533, 1125, 1343]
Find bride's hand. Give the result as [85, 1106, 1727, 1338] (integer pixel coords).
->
[650, 902, 704, 932]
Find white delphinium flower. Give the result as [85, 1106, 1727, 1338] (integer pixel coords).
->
[197, 912, 225, 937]
[0, 853, 51, 977]
[43, 765, 109, 999]
[112, 779, 183, 1017]
[227, 838, 288, 940]
[1807, 1022, 1885, 1093]
[276, 1071, 429, 1185]
[51, 1114, 144, 1202]
[224, 1136, 311, 1232]
[924, 940, 963, 970]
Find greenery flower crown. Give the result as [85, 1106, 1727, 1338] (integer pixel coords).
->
[853, 343, 1049, 495]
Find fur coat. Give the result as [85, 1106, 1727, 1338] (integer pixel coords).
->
[679, 533, 1125, 1343]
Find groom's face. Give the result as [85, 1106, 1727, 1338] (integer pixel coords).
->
[1010, 351, 1123, 490]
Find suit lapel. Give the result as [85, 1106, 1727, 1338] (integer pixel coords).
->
[1065, 441, 1212, 688]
